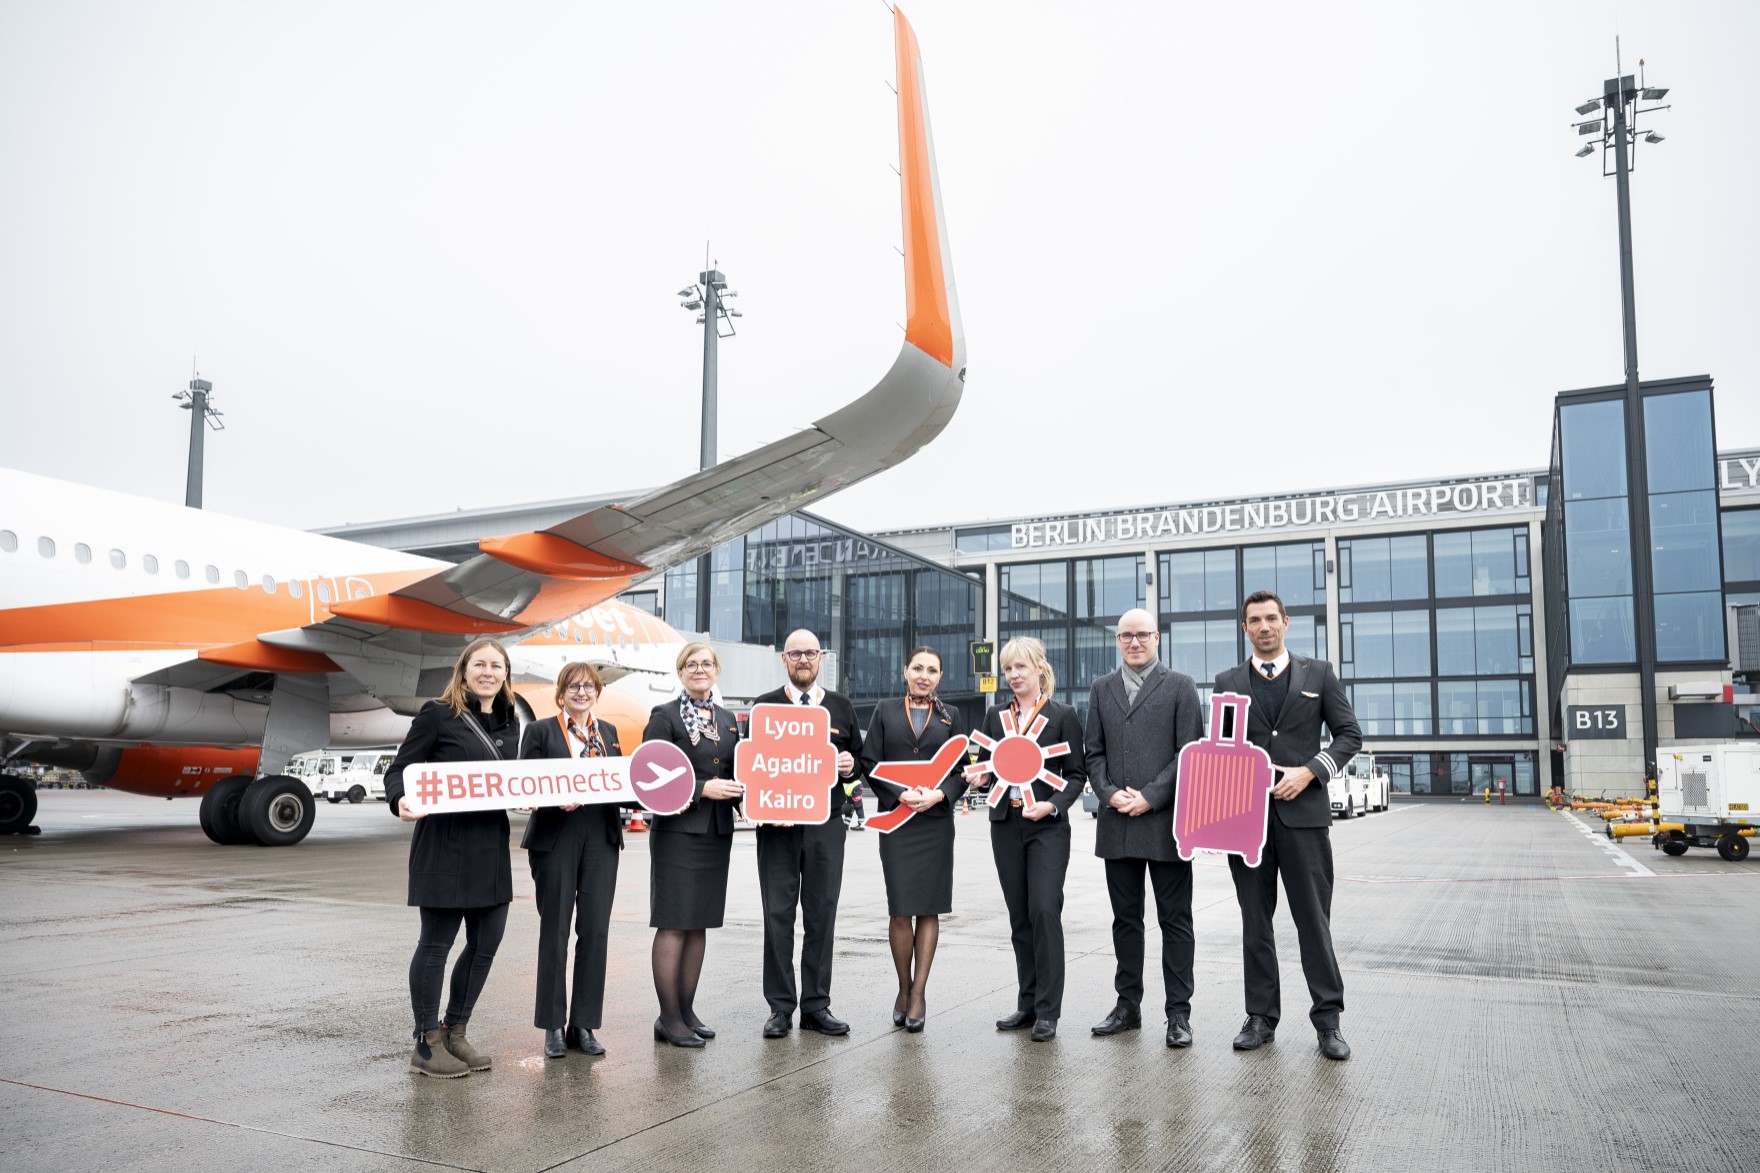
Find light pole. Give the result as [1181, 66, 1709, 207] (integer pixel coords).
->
[171, 375, 225, 509]
[677, 260, 743, 634]
[1571, 60, 1670, 783]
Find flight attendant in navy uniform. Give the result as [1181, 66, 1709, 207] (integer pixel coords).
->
[979, 636, 1087, 1042]
[859, 645, 969, 1033]
[518, 661, 622, 1059]
[642, 641, 744, 1048]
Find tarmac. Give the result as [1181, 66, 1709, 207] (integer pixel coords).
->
[2, 791, 1758, 1173]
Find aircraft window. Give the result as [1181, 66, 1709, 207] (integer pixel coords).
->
[289, 579, 303, 598]
[0, 530, 15, 553]
[235, 570, 248, 589]
[262, 575, 276, 593]
[175, 560, 190, 579]
[38, 536, 56, 558]
[143, 554, 159, 574]
[316, 582, 332, 603]
[205, 565, 220, 584]
[76, 543, 92, 564]
[110, 548, 126, 570]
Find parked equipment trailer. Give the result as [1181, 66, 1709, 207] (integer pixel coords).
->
[1652, 745, 1759, 862]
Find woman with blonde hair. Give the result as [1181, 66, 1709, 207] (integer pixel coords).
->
[384, 637, 521, 1078]
[519, 661, 623, 1059]
[641, 641, 743, 1047]
[978, 636, 1087, 1042]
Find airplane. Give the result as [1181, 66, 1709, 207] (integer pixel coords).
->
[0, 7, 964, 847]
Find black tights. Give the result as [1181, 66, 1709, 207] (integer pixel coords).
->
[888, 914, 939, 1018]
[410, 904, 509, 1034]
[651, 928, 708, 1036]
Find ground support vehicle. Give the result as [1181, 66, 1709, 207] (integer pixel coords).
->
[1650, 744, 1759, 862]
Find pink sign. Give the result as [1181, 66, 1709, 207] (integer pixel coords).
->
[735, 703, 838, 825]
[627, 740, 696, 816]
[964, 706, 1074, 808]
[1172, 692, 1275, 867]
[866, 736, 970, 834]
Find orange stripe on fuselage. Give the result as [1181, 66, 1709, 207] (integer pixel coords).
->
[895, 8, 953, 369]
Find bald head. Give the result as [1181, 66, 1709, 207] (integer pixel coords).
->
[1115, 609, 1159, 669]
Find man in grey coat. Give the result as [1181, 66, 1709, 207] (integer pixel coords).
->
[1084, 607, 1205, 1048]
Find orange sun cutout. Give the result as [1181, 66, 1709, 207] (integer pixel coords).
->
[964, 708, 1072, 806]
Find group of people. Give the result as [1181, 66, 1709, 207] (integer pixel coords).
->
[382, 588, 1360, 1078]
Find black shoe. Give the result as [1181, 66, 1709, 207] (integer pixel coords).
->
[543, 1028, 566, 1059]
[569, 1027, 605, 1056]
[1317, 1028, 1351, 1061]
[763, 1012, 791, 1039]
[1233, 1015, 1276, 1051]
[653, 1019, 705, 1049]
[1091, 1005, 1142, 1036]
[904, 995, 926, 1033]
[1029, 1018, 1058, 1042]
[688, 1021, 716, 1040]
[892, 990, 908, 1028]
[995, 1010, 1036, 1031]
[1166, 1015, 1193, 1049]
[801, 1009, 850, 1036]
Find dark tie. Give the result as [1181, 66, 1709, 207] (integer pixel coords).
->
[1260, 662, 1276, 678]
[799, 692, 811, 705]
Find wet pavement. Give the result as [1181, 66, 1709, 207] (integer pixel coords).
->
[3, 791, 1758, 1172]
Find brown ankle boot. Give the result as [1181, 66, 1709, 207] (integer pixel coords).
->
[410, 1028, 470, 1078]
[441, 1023, 491, 1071]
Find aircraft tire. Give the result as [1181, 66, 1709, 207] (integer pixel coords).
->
[199, 776, 255, 845]
[0, 775, 38, 834]
[242, 775, 316, 847]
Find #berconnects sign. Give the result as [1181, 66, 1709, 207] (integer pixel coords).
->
[402, 740, 697, 817]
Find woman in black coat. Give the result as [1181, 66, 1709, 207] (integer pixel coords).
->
[384, 637, 520, 1079]
[977, 637, 1087, 1042]
[642, 641, 743, 1048]
[518, 661, 622, 1060]
[860, 645, 968, 1033]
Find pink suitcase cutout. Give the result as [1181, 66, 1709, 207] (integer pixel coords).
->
[1172, 692, 1275, 867]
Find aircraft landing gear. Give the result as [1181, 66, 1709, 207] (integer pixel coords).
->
[199, 776, 255, 845]
[241, 775, 316, 847]
[0, 775, 38, 834]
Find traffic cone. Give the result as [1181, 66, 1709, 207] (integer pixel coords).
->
[627, 809, 648, 833]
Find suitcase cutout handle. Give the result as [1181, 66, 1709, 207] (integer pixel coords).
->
[1209, 693, 1249, 746]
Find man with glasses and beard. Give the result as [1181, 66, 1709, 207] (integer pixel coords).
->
[752, 629, 864, 1038]
[1084, 608, 1204, 1049]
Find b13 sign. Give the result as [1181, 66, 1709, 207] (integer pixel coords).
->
[1566, 705, 1627, 740]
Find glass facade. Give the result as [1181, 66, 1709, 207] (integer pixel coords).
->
[662, 513, 984, 713]
[1159, 541, 1326, 707]
[1373, 751, 1539, 797]
[1339, 526, 1535, 741]
[1000, 555, 1145, 718]
[1644, 390, 1724, 662]
[1557, 398, 1636, 664]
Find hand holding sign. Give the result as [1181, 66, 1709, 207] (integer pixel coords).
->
[1172, 692, 1275, 867]
[734, 703, 838, 826]
[867, 736, 970, 833]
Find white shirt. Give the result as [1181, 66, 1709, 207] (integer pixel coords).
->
[783, 681, 824, 706]
[1255, 650, 1291, 679]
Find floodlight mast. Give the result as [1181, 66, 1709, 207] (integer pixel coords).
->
[676, 257, 747, 632]
[1569, 59, 1672, 780]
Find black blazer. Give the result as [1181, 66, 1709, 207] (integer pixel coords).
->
[1213, 656, 1362, 830]
[750, 686, 865, 817]
[642, 699, 742, 835]
[859, 699, 969, 818]
[976, 699, 1088, 821]
[517, 714, 624, 853]
[383, 699, 518, 908]
[1086, 664, 1204, 862]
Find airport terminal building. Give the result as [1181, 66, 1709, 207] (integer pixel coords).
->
[324, 378, 1760, 799]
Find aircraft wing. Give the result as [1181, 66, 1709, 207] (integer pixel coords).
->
[258, 9, 962, 703]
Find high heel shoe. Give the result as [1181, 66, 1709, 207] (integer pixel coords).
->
[653, 1018, 705, 1049]
[687, 1021, 716, 1040]
[892, 990, 908, 1028]
[904, 994, 926, 1034]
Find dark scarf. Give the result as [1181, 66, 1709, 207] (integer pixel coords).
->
[679, 695, 720, 745]
[565, 714, 606, 758]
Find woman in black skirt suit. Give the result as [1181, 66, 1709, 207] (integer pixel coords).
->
[384, 637, 520, 1078]
[979, 637, 1087, 1042]
[519, 661, 622, 1060]
[860, 645, 969, 1033]
[643, 641, 743, 1048]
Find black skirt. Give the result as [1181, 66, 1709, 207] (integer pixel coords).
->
[649, 826, 733, 929]
[879, 812, 956, 916]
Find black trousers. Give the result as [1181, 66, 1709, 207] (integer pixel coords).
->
[1228, 816, 1344, 1030]
[529, 824, 620, 1030]
[990, 807, 1071, 1019]
[756, 818, 847, 1015]
[1103, 856, 1195, 1018]
[410, 903, 509, 1033]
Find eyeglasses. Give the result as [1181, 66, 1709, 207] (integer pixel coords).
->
[682, 660, 717, 672]
[783, 650, 822, 662]
[1116, 631, 1157, 645]
[564, 683, 597, 694]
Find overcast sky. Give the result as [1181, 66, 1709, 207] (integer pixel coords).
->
[3, 1, 1754, 543]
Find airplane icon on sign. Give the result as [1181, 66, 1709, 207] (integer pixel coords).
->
[636, 764, 688, 792]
